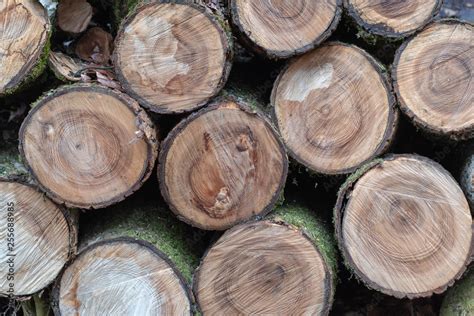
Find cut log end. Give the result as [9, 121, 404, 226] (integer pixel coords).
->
[194, 220, 334, 315]
[48, 51, 86, 82]
[393, 20, 474, 140]
[230, 0, 341, 59]
[336, 155, 473, 298]
[57, 0, 93, 34]
[113, 2, 232, 114]
[0, 181, 75, 296]
[57, 239, 192, 315]
[19, 84, 158, 209]
[344, 0, 441, 37]
[159, 98, 288, 230]
[0, 0, 50, 95]
[272, 42, 397, 175]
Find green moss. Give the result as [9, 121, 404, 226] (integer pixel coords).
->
[2, 31, 51, 97]
[82, 201, 200, 283]
[268, 204, 338, 288]
[0, 141, 28, 179]
[338, 158, 383, 195]
[220, 87, 271, 117]
[440, 269, 474, 316]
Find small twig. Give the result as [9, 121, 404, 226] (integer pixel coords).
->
[70, 66, 114, 78]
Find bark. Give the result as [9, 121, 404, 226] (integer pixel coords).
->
[229, 0, 342, 59]
[0, 0, 51, 97]
[271, 42, 398, 175]
[158, 93, 288, 230]
[112, 0, 233, 114]
[460, 144, 474, 210]
[51, 200, 200, 315]
[18, 83, 158, 209]
[440, 268, 474, 316]
[193, 204, 337, 315]
[334, 154, 473, 298]
[392, 20, 474, 141]
[0, 137, 29, 182]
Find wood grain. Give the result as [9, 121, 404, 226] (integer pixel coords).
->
[159, 96, 288, 230]
[0, 0, 50, 95]
[48, 51, 86, 82]
[19, 84, 158, 209]
[0, 180, 76, 296]
[113, 2, 232, 114]
[194, 219, 334, 315]
[344, 0, 441, 37]
[393, 20, 474, 140]
[335, 155, 473, 298]
[272, 42, 397, 175]
[230, 0, 341, 59]
[57, 0, 92, 34]
[57, 238, 191, 315]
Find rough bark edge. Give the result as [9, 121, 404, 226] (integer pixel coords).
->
[229, 0, 343, 60]
[158, 94, 289, 230]
[47, 52, 83, 82]
[18, 83, 159, 209]
[0, 142, 31, 183]
[343, 0, 442, 39]
[440, 267, 474, 316]
[192, 207, 337, 316]
[0, 178, 78, 299]
[333, 153, 474, 299]
[0, 25, 52, 97]
[112, 1, 234, 114]
[270, 41, 399, 176]
[392, 19, 474, 141]
[50, 237, 195, 316]
[460, 147, 474, 211]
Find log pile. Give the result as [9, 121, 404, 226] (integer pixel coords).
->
[0, 0, 472, 315]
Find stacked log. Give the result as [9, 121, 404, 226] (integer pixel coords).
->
[0, 143, 77, 298]
[194, 204, 337, 315]
[229, 0, 342, 59]
[335, 154, 473, 298]
[19, 84, 158, 209]
[271, 42, 398, 175]
[113, 1, 233, 114]
[52, 200, 199, 315]
[344, 0, 442, 38]
[393, 20, 473, 140]
[1, 0, 473, 314]
[159, 94, 288, 230]
[0, 0, 51, 96]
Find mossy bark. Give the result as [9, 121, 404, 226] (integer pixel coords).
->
[193, 203, 337, 315]
[460, 144, 473, 211]
[1, 31, 52, 98]
[440, 269, 474, 316]
[0, 137, 29, 182]
[77, 199, 201, 283]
